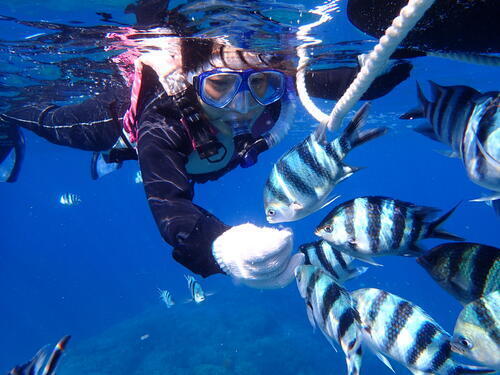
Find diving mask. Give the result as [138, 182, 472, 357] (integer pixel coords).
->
[193, 68, 286, 110]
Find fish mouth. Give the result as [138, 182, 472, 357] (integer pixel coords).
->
[450, 339, 467, 355]
[266, 216, 277, 224]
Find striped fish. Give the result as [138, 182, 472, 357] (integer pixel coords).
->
[463, 93, 500, 201]
[417, 242, 499, 305]
[401, 82, 499, 212]
[9, 335, 70, 375]
[352, 288, 494, 375]
[451, 291, 500, 371]
[185, 275, 206, 303]
[158, 288, 175, 308]
[315, 196, 463, 265]
[58, 193, 81, 206]
[299, 240, 368, 283]
[264, 103, 387, 223]
[295, 265, 363, 375]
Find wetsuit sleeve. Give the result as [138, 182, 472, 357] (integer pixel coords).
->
[137, 110, 229, 277]
[304, 60, 412, 101]
[0, 86, 130, 151]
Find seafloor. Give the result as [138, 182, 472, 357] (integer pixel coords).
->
[56, 287, 373, 375]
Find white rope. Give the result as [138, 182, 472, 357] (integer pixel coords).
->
[326, 0, 436, 132]
[295, 2, 340, 124]
[426, 52, 500, 67]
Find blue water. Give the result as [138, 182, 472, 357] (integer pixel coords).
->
[0, 1, 498, 374]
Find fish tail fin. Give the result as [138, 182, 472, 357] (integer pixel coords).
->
[453, 364, 496, 374]
[346, 343, 363, 375]
[426, 202, 464, 241]
[340, 102, 388, 151]
[42, 335, 71, 375]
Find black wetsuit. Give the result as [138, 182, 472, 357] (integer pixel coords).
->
[0, 62, 411, 277]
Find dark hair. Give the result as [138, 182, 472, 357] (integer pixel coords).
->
[180, 38, 215, 72]
[180, 37, 295, 75]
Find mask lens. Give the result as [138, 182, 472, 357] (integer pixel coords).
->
[249, 71, 285, 105]
[201, 73, 241, 108]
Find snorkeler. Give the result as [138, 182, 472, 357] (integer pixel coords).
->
[0, 4, 413, 287]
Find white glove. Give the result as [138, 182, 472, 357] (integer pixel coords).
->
[212, 223, 305, 289]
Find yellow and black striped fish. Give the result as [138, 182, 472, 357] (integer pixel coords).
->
[264, 103, 387, 223]
[451, 291, 500, 371]
[185, 274, 205, 303]
[352, 288, 494, 375]
[315, 196, 463, 265]
[295, 265, 363, 375]
[299, 240, 368, 283]
[401, 82, 500, 214]
[417, 242, 499, 305]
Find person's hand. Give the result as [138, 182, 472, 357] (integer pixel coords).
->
[212, 223, 304, 289]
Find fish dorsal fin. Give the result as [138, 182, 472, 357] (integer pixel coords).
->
[375, 352, 395, 373]
[428, 80, 444, 102]
[416, 82, 430, 107]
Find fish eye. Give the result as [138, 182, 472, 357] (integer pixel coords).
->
[460, 338, 473, 349]
[267, 209, 276, 216]
[324, 225, 333, 233]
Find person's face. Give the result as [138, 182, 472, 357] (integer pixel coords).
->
[196, 69, 285, 125]
[198, 84, 266, 124]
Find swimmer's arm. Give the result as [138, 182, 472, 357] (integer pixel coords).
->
[137, 114, 229, 277]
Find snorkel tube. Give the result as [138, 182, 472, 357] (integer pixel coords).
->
[262, 76, 296, 148]
[237, 76, 297, 168]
